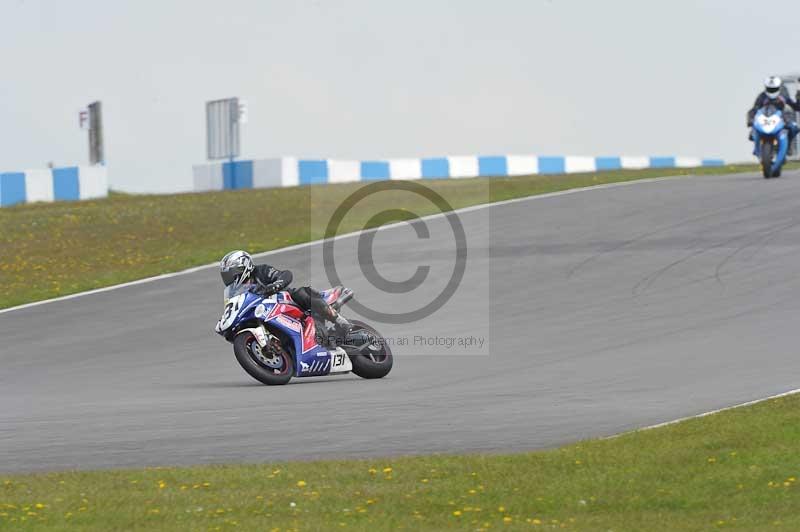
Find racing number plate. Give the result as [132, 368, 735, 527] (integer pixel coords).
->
[330, 349, 352, 373]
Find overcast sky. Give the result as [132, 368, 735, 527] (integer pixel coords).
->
[2, 0, 800, 192]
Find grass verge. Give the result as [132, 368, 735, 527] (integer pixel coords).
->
[0, 162, 784, 310]
[2, 392, 800, 531]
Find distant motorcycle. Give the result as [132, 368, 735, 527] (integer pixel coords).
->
[752, 104, 789, 178]
[215, 283, 392, 385]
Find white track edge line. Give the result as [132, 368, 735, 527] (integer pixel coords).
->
[606, 387, 800, 439]
[0, 172, 705, 316]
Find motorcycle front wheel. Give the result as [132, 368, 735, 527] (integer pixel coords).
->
[761, 140, 775, 178]
[233, 331, 294, 385]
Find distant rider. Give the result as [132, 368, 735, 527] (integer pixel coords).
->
[219, 250, 352, 334]
[748, 76, 800, 154]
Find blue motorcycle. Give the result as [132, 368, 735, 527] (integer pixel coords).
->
[752, 104, 789, 178]
[215, 282, 393, 385]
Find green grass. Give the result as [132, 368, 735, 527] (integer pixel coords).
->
[0, 162, 781, 310]
[3, 392, 800, 531]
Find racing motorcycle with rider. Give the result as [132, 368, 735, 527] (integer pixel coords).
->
[215, 250, 393, 385]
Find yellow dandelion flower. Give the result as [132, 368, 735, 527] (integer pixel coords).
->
[533, 519, 542, 525]
[368, 468, 377, 475]
[498, 506, 505, 512]
[503, 516, 512, 523]
[383, 467, 393, 474]
[707, 457, 716, 463]
[34, 503, 46, 509]
[421, 478, 429, 483]
[453, 510, 462, 516]
[297, 480, 307, 488]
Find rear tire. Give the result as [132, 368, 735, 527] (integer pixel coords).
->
[761, 140, 774, 178]
[347, 321, 393, 379]
[234, 331, 293, 385]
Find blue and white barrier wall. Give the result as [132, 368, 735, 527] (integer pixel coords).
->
[0, 166, 108, 207]
[192, 155, 726, 192]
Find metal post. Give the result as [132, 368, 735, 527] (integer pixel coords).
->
[88, 101, 104, 165]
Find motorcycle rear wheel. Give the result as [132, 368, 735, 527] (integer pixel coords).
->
[234, 332, 293, 385]
[346, 321, 393, 379]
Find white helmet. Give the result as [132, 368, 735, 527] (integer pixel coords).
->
[764, 76, 783, 99]
[220, 250, 254, 287]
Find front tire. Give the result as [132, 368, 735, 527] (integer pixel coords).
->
[234, 331, 293, 385]
[346, 321, 393, 379]
[761, 140, 775, 178]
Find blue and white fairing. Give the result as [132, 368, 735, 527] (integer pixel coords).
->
[215, 284, 352, 378]
[752, 106, 789, 173]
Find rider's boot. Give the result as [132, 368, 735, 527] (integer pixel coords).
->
[312, 298, 352, 337]
[328, 306, 352, 335]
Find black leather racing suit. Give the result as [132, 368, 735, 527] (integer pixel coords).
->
[250, 264, 335, 320]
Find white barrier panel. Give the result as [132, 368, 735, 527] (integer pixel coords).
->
[447, 156, 479, 178]
[506, 155, 538, 176]
[327, 160, 361, 184]
[389, 158, 422, 180]
[565, 156, 597, 174]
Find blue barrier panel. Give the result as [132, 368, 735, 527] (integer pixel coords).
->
[299, 160, 329, 185]
[478, 156, 508, 177]
[52, 167, 81, 201]
[702, 159, 725, 167]
[649, 156, 676, 168]
[595, 157, 622, 171]
[538, 156, 566, 174]
[222, 160, 254, 190]
[360, 161, 390, 180]
[223, 163, 234, 190]
[0, 172, 26, 207]
[421, 158, 449, 179]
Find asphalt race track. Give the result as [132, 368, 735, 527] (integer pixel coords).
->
[4, 170, 800, 473]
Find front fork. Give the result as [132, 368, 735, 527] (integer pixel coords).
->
[236, 325, 269, 347]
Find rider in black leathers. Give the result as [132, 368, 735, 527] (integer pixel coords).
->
[748, 76, 800, 154]
[220, 250, 352, 333]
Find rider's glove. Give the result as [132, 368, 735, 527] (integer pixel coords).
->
[260, 280, 286, 295]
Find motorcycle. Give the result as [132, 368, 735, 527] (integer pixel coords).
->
[752, 103, 789, 178]
[215, 282, 393, 385]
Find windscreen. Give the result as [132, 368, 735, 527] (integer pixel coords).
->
[223, 281, 256, 302]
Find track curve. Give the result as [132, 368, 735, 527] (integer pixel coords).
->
[3, 170, 800, 473]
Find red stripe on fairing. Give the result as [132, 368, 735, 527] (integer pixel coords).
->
[324, 287, 341, 304]
[301, 316, 318, 353]
[266, 302, 305, 321]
